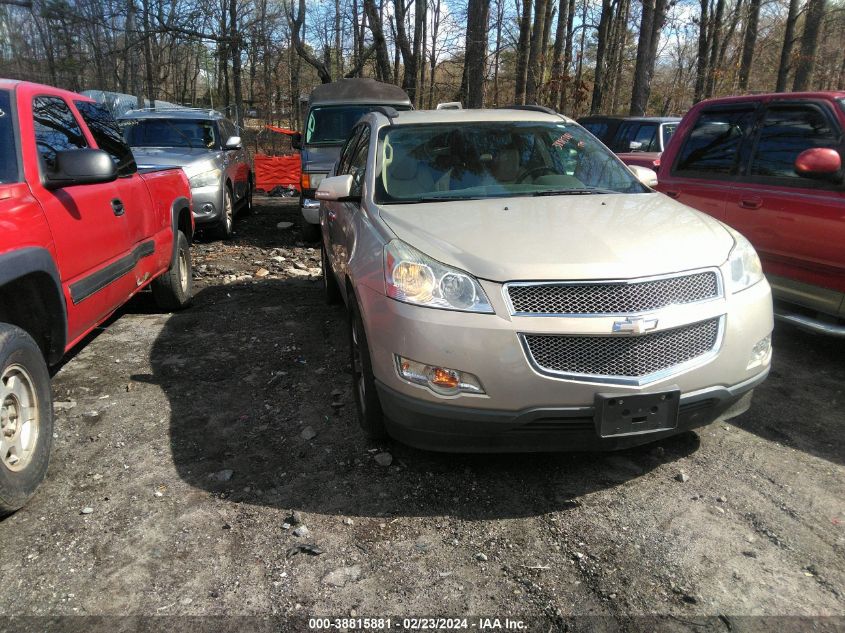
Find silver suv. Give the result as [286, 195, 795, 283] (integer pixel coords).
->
[316, 108, 773, 451]
[119, 108, 252, 239]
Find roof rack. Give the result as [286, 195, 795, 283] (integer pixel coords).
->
[126, 106, 222, 116]
[370, 105, 399, 122]
[498, 104, 560, 116]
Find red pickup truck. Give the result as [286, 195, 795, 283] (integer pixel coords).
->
[656, 92, 845, 335]
[0, 80, 194, 513]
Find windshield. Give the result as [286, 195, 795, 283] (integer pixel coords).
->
[121, 118, 218, 149]
[306, 105, 409, 146]
[661, 123, 678, 150]
[375, 121, 645, 204]
[0, 90, 18, 184]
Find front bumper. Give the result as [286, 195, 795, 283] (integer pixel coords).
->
[356, 276, 773, 451]
[300, 196, 320, 224]
[190, 186, 225, 225]
[376, 371, 765, 451]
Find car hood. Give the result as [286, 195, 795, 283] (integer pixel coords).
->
[377, 193, 733, 282]
[131, 147, 222, 177]
[301, 145, 340, 174]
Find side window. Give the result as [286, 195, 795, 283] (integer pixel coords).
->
[631, 124, 658, 152]
[337, 127, 362, 176]
[749, 106, 840, 181]
[348, 127, 371, 197]
[674, 108, 756, 176]
[582, 122, 608, 141]
[74, 101, 137, 177]
[32, 96, 87, 171]
[611, 123, 637, 151]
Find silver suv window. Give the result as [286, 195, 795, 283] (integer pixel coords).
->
[375, 121, 644, 204]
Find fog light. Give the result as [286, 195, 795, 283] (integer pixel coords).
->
[396, 356, 484, 396]
[747, 334, 772, 369]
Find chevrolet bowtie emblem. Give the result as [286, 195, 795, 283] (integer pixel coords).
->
[612, 317, 659, 334]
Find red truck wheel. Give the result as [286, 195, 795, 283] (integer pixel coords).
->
[152, 230, 193, 312]
[0, 324, 53, 515]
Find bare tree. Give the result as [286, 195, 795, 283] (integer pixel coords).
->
[793, 0, 826, 90]
[457, 0, 491, 107]
[514, 0, 532, 104]
[776, 0, 801, 91]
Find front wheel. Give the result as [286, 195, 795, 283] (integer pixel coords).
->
[0, 324, 53, 516]
[349, 299, 387, 439]
[152, 230, 193, 311]
[216, 188, 234, 240]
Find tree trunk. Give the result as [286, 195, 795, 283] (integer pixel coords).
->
[737, 0, 760, 90]
[693, 0, 710, 102]
[538, 0, 555, 103]
[559, 0, 576, 112]
[590, 0, 614, 113]
[393, 0, 419, 101]
[630, 0, 667, 115]
[775, 0, 800, 91]
[493, 0, 505, 107]
[549, 0, 567, 108]
[703, 0, 725, 97]
[363, 0, 393, 82]
[792, 0, 826, 90]
[514, 0, 532, 104]
[525, 0, 548, 103]
[457, 0, 490, 107]
[229, 0, 243, 126]
[428, 0, 442, 107]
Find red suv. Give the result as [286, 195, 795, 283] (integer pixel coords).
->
[656, 92, 845, 335]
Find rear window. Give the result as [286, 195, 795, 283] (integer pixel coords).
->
[0, 90, 19, 184]
[661, 123, 678, 150]
[305, 104, 411, 146]
[674, 109, 756, 176]
[121, 118, 218, 149]
[75, 101, 137, 177]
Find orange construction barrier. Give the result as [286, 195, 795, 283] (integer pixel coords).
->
[254, 153, 301, 192]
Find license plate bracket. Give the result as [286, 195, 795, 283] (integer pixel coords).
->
[595, 390, 680, 438]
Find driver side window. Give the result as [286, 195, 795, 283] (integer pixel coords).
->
[347, 127, 371, 197]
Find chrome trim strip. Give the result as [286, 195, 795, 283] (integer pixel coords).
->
[518, 315, 726, 387]
[503, 267, 724, 318]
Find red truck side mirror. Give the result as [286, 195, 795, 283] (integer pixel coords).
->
[43, 149, 117, 190]
[794, 148, 842, 179]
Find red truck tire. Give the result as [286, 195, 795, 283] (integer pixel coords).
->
[151, 230, 193, 312]
[0, 324, 53, 515]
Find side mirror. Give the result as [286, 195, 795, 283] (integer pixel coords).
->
[316, 175, 355, 202]
[795, 147, 841, 179]
[628, 164, 658, 188]
[43, 149, 117, 190]
[291, 132, 302, 151]
[629, 140, 643, 151]
[224, 135, 242, 150]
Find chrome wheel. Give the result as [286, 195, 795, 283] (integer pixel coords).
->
[224, 191, 233, 232]
[178, 248, 189, 294]
[0, 364, 39, 472]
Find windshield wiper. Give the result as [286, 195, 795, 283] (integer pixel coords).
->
[392, 196, 485, 204]
[532, 188, 617, 196]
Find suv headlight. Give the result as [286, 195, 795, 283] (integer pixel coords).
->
[189, 168, 222, 189]
[725, 226, 763, 293]
[384, 239, 494, 313]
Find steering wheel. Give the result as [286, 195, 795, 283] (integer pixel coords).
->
[516, 166, 556, 183]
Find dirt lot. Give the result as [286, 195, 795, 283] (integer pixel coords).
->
[1, 197, 843, 630]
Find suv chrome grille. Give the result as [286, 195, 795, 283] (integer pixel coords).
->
[507, 271, 720, 316]
[522, 318, 720, 380]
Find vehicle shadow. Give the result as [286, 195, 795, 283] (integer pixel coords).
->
[728, 320, 845, 468]
[151, 278, 701, 520]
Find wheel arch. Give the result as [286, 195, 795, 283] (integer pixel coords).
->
[0, 248, 67, 365]
[170, 196, 193, 265]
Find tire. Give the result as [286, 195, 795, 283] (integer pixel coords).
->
[216, 187, 234, 240]
[301, 219, 321, 243]
[240, 178, 254, 216]
[322, 243, 341, 305]
[152, 230, 193, 311]
[349, 298, 387, 439]
[0, 324, 53, 516]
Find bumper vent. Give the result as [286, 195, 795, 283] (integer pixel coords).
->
[522, 318, 720, 381]
[507, 271, 720, 316]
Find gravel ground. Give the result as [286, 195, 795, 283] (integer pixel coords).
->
[1, 197, 843, 631]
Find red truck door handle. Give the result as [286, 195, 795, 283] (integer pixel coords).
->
[739, 197, 763, 210]
[664, 190, 680, 199]
[111, 199, 125, 216]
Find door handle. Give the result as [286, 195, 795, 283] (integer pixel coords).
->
[739, 197, 763, 210]
[327, 210, 337, 221]
[664, 190, 680, 199]
[111, 199, 125, 216]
